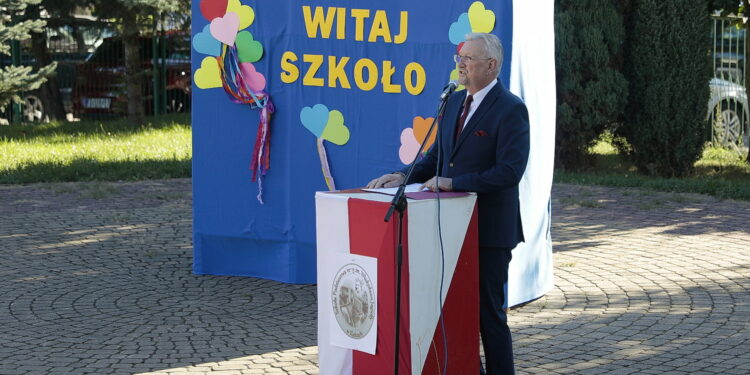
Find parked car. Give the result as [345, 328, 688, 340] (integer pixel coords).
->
[714, 51, 744, 83]
[0, 94, 43, 124]
[72, 33, 191, 118]
[0, 53, 83, 123]
[708, 77, 750, 151]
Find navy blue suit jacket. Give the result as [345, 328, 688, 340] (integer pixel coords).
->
[401, 80, 530, 248]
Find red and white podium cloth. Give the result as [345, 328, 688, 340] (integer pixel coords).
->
[316, 191, 479, 375]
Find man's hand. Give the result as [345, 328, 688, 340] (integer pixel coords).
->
[366, 173, 405, 189]
[420, 176, 453, 192]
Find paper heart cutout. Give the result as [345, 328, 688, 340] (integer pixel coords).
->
[236, 31, 263, 63]
[210, 12, 240, 46]
[194, 57, 222, 89]
[193, 25, 221, 57]
[449, 68, 466, 92]
[227, 0, 255, 30]
[321, 110, 350, 145]
[399, 128, 421, 164]
[200, 0, 228, 21]
[300, 104, 330, 138]
[412, 116, 437, 151]
[449, 13, 471, 45]
[468, 2, 495, 33]
[239, 62, 266, 92]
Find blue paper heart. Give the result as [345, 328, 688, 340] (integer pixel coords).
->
[449, 13, 472, 45]
[193, 24, 221, 57]
[300, 104, 330, 138]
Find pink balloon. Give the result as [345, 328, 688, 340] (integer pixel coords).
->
[399, 128, 421, 165]
[239, 62, 266, 92]
[210, 12, 240, 46]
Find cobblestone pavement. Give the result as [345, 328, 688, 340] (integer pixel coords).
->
[0, 179, 748, 375]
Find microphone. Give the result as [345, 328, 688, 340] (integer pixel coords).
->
[440, 80, 458, 101]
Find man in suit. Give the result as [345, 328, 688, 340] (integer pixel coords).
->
[366, 32, 530, 375]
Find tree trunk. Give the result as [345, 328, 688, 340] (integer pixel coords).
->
[72, 25, 88, 56]
[123, 12, 144, 126]
[27, 5, 66, 121]
[30, 32, 66, 121]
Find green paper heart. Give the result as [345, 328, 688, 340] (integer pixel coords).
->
[236, 31, 263, 63]
[322, 110, 350, 145]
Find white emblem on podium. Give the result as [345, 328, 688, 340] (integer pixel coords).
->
[328, 253, 378, 354]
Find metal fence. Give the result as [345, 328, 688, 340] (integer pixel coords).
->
[0, 21, 190, 124]
[710, 15, 749, 155]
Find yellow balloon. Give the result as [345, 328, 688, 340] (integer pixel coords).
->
[227, 0, 255, 30]
[468, 1, 495, 33]
[194, 57, 222, 89]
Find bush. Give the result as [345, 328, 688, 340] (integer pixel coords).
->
[617, 0, 712, 177]
[554, 0, 628, 170]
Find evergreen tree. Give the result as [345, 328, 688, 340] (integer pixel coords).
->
[555, 0, 628, 170]
[617, 0, 712, 177]
[0, 0, 56, 109]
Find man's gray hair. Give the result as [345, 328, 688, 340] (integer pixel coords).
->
[465, 32, 504, 76]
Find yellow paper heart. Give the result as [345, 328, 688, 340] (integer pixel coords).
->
[468, 1, 495, 33]
[194, 57, 222, 89]
[322, 110, 350, 145]
[227, 0, 255, 30]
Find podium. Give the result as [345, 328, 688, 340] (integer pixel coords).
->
[316, 190, 479, 375]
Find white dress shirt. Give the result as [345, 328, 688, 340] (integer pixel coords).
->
[459, 78, 498, 131]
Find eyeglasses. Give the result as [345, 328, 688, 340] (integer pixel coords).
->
[453, 54, 492, 64]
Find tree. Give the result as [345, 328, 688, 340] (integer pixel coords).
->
[554, 0, 628, 170]
[0, 0, 56, 111]
[617, 0, 712, 177]
[93, 0, 189, 125]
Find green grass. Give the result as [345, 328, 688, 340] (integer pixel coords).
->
[0, 113, 191, 184]
[555, 136, 750, 201]
[3, 115, 749, 202]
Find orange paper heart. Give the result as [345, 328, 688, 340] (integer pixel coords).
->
[412, 116, 437, 151]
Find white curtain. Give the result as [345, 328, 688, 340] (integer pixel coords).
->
[508, 0, 556, 307]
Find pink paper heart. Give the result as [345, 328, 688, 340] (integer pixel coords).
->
[239, 62, 266, 92]
[399, 128, 421, 164]
[210, 12, 240, 46]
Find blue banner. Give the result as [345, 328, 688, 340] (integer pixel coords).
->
[192, 0, 513, 283]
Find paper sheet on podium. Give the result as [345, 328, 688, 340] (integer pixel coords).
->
[361, 183, 424, 195]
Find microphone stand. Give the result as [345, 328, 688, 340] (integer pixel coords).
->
[385, 84, 454, 375]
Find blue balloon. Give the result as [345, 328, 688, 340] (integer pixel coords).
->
[193, 24, 221, 57]
[449, 13, 472, 46]
[300, 104, 330, 138]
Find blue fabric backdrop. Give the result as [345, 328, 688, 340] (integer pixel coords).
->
[192, 0, 513, 283]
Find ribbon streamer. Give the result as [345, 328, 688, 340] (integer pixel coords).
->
[218, 44, 275, 203]
[317, 138, 336, 191]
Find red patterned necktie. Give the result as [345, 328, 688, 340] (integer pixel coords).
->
[455, 94, 473, 138]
